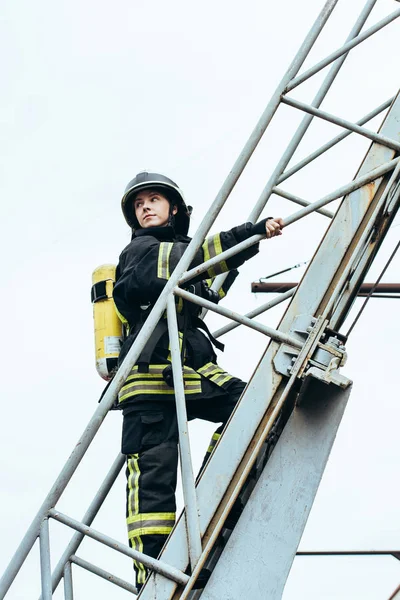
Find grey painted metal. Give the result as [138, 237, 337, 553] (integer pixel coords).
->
[278, 98, 394, 184]
[48, 509, 190, 586]
[2, 2, 399, 599]
[287, 6, 400, 92]
[139, 90, 400, 600]
[140, 317, 329, 598]
[174, 287, 303, 348]
[41, 453, 125, 599]
[212, 288, 296, 339]
[327, 162, 400, 329]
[284, 156, 400, 227]
[200, 379, 352, 600]
[282, 96, 400, 152]
[281, 94, 400, 329]
[39, 519, 52, 600]
[247, 0, 377, 226]
[272, 187, 334, 218]
[70, 555, 137, 595]
[63, 562, 73, 600]
[166, 296, 202, 568]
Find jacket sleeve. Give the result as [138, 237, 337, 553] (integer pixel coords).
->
[190, 219, 269, 282]
[113, 220, 268, 323]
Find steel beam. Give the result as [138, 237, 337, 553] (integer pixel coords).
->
[201, 378, 352, 600]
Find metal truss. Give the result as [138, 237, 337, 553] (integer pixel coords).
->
[1, 1, 400, 598]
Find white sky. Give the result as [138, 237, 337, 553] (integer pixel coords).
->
[1, 0, 400, 598]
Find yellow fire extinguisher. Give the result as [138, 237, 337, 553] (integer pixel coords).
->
[91, 264, 124, 380]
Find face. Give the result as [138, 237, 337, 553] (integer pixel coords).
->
[133, 189, 177, 229]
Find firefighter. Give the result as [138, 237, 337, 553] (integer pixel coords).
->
[113, 171, 284, 590]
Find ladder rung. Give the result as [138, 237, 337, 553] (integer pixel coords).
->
[48, 509, 189, 586]
[70, 555, 138, 594]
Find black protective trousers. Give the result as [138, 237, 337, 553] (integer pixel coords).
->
[121, 379, 246, 588]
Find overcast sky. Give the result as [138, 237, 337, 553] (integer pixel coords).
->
[1, 0, 400, 598]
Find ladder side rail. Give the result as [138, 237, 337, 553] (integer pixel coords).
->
[70, 555, 138, 595]
[282, 96, 400, 151]
[62, 562, 73, 600]
[39, 519, 52, 600]
[180, 154, 399, 291]
[325, 165, 400, 328]
[166, 295, 203, 568]
[41, 453, 125, 599]
[48, 509, 189, 586]
[211, 0, 381, 296]
[287, 6, 400, 92]
[140, 92, 400, 600]
[279, 97, 394, 183]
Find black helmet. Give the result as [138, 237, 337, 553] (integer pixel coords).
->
[121, 171, 192, 235]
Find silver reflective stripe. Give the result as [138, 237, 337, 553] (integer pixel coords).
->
[128, 519, 175, 533]
[157, 242, 173, 279]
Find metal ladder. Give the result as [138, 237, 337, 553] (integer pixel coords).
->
[1, 1, 400, 598]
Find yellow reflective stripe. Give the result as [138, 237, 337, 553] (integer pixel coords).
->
[129, 525, 174, 538]
[176, 296, 184, 314]
[218, 287, 226, 299]
[131, 535, 146, 584]
[126, 454, 140, 519]
[210, 373, 233, 386]
[157, 242, 173, 279]
[113, 301, 129, 326]
[127, 512, 175, 525]
[206, 432, 221, 455]
[119, 380, 202, 402]
[198, 362, 223, 377]
[202, 234, 229, 278]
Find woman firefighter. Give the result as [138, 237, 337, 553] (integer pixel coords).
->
[112, 171, 284, 590]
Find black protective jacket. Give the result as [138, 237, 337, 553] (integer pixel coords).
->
[113, 220, 267, 413]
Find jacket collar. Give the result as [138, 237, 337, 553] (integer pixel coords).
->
[134, 226, 191, 243]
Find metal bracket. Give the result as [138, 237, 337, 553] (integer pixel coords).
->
[273, 315, 350, 386]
